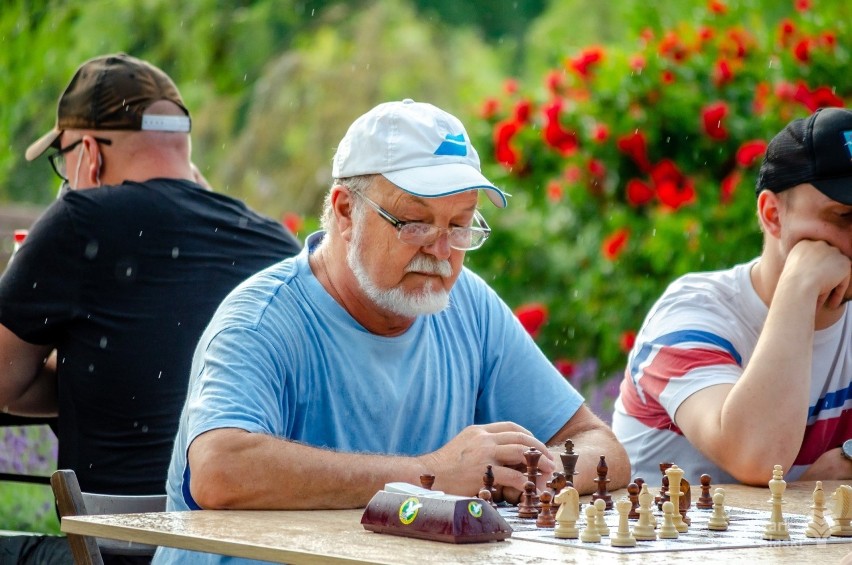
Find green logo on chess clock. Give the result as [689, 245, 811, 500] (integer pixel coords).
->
[399, 497, 422, 525]
[468, 501, 483, 518]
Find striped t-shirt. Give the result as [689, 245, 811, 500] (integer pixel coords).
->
[612, 259, 852, 485]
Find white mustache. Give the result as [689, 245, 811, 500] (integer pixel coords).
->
[406, 255, 452, 277]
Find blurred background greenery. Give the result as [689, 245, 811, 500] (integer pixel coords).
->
[1, 0, 849, 532]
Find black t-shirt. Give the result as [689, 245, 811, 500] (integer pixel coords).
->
[0, 179, 301, 494]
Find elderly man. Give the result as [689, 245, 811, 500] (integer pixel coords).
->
[0, 53, 300, 564]
[613, 107, 852, 486]
[156, 99, 628, 564]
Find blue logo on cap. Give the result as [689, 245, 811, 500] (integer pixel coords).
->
[434, 133, 468, 157]
[844, 130, 852, 160]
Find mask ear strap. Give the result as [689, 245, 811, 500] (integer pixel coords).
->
[95, 153, 103, 187]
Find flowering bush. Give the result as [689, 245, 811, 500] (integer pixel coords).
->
[468, 0, 850, 405]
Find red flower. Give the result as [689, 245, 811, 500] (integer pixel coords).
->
[753, 81, 772, 114]
[547, 180, 563, 202]
[793, 38, 811, 63]
[793, 82, 844, 112]
[494, 120, 521, 168]
[661, 70, 676, 84]
[554, 359, 575, 378]
[659, 31, 688, 62]
[563, 164, 582, 183]
[542, 99, 579, 155]
[515, 303, 548, 339]
[629, 55, 646, 73]
[713, 58, 734, 87]
[699, 26, 715, 42]
[720, 170, 741, 204]
[795, 0, 811, 12]
[708, 0, 727, 14]
[626, 179, 655, 207]
[778, 19, 796, 48]
[619, 330, 637, 353]
[513, 99, 532, 123]
[282, 212, 303, 234]
[503, 78, 518, 94]
[587, 158, 606, 179]
[479, 97, 500, 120]
[617, 131, 651, 172]
[702, 101, 729, 140]
[736, 140, 767, 167]
[546, 70, 564, 95]
[602, 228, 630, 261]
[651, 159, 696, 210]
[820, 32, 837, 49]
[592, 123, 609, 143]
[568, 46, 604, 79]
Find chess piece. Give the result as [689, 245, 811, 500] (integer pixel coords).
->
[763, 465, 790, 541]
[518, 480, 539, 519]
[482, 465, 498, 506]
[478, 487, 495, 509]
[554, 487, 580, 539]
[536, 490, 556, 528]
[632, 483, 657, 541]
[627, 482, 640, 519]
[707, 489, 729, 531]
[657, 461, 673, 509]
[560, 439, 580, 485]
[523, 447, 542, 508]
[679, 477, 691, 526]
[579, 505, 601, 543]
[805, 481, 831, 538]
[696, 474, 714, 509]
[611, 497, 637, 547]
[590, 455, 613, 510]
[664, 465, 688, 533]
[831, 484, 852, 537]
[549, 471, 567, 501]
[419, 473, 435, 490]
[594, 498, 609, 537]
[659, 500, 679, 539]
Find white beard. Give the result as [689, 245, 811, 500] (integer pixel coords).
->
[346, 218, 452, 317]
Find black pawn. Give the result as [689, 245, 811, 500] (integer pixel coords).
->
[696, 474, 714, 509]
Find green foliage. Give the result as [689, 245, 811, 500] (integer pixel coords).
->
[468, 0, 851, 386]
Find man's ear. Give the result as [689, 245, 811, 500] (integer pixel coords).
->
[81, 135, 103, 185]
[330, 185, 356, 242]
[757, 190, 783, 239]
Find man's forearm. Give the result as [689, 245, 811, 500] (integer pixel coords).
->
[188, 428, 429, 510]
[2, 351, 57, 417]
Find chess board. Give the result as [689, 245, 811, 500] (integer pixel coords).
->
[500, 504, 852, 554]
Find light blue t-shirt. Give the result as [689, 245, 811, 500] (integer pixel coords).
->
[154, 232, 583, 564]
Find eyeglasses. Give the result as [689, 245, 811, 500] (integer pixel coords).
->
[48, 137, 112, 182]
[355, 192, 491, 251]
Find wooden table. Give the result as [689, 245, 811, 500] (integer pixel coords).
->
[62, 481, 852, 564]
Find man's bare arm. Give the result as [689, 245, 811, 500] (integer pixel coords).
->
[188, 421, 556, 510]
[676, 240, 851, 484]
[0, 324, 56, 416]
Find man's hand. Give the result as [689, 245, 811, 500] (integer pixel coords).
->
[799, 448, 852, 482]
[418, 422, 554, 501]
[781, 240, 851, 312]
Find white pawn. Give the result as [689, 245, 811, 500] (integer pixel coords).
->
[633, 483, 657, 541]
[580, 505, 601, 543]
[664, 464, 688, 533]
[806, 481, 831, 538]
[611, 497, 637, 547]
[554, 487, 580, 539]
[763, 464, 790, 541]
[594, 498, 610, 537]
[708, 489, 729, 531]
[659, 500, 679, 539]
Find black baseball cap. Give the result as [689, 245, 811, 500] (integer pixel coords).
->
[756, 107, 852, 205]
[26, 53, 190, 161]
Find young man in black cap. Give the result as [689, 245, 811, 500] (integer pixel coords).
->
[0, 53, 301, 563]
[613, 107, 852, 486]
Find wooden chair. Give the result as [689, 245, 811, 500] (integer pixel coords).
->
[50, 469, 167, 565]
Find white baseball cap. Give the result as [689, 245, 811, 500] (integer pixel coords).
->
[332, 99, 508, 207]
